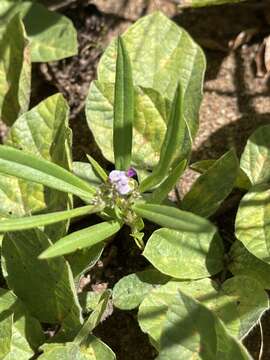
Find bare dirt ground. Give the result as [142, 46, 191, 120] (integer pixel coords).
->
[35, 1, 270, 359]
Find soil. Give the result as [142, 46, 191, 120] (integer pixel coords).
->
[33, 0, 270, 359]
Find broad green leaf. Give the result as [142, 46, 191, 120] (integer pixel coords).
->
[0, 94, 72, 218]
[73, 161, 102, 188]
[133, 203, 216, 234]
[2, 228, 83, 327]
[229, 240, 270, 289]
[0, 315, 12, 359]
[157, 290, 252, 360]
[39, 343, 82, 360]
[39, 221, 122, 259]
[0, 1, 78, 62]
[240, 125, 270, 186]
[87, 12, 205, 169]
[191, 159, 251, 190]
[0, 314, 35, 360]
[97, 12, 205, 133]
[68, 243, 104, 280]
[6, 93, 72, 164]
[0, 15, 30, 126]
[0, 145, 95, 201]
[113, 37, 134, 170]
[86, 82, 168, 170]
[221, 276, 268, 339]
[0, 205, 102, 232]
[148, 160, 187, 204]
[0, 288, 44, 351]
[39, 336, 115, 360]
[86, 155, 108, 183]
[80, 335, 116, 360]
[113, 269, 170, 310]
[182, 150, 239, 217]
[179, 0, 246, 7]
[235, 184, 270, 264]
[0, 174, 29, 219]
[143, 228, 223, 279]
[139, 275, 267, 351]
[138, 278, 239, 348]
[139, 84, 191, 192]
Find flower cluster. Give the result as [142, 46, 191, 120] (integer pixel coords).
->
[108, 168, 136, 195]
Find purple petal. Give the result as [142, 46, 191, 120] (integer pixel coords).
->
[127, 167, 137, 178]
[109, 170, 125, 183]
[119, 177, 128, 185]
[116, 183, 132, 195]
[118, 173, 129, 183]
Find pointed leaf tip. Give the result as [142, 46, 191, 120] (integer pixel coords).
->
[113, 36, 134, 170]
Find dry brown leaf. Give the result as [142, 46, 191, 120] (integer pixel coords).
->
[255, 41, 266, 78]
[89, 0, 146, 21]
[147, 0, 177, 16]
[264, 35, 270, 73]
[229, 28, 259, 50]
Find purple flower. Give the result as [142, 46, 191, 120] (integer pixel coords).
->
[109, 170, 132, 195]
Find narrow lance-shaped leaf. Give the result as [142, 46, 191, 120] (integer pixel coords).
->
[191, 159, 251, 190]
[113, 37, 134, 170]
[148, 160, 187, 204]
[86, 154, 108, 182]
[39, 220, 122, 259]
[75, 290, 111, 345]
[139, 83, 191, 192]
[86, 82, 168, 171]
[0, 205, 103, 232]
[181, 149, 239, 217]
[0, 146, 95, 201]
[133, 203, 216, 234]
[5, 93, 74, 240]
